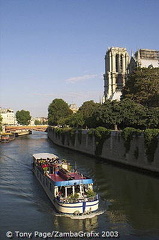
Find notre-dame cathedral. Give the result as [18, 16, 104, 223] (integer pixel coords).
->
[103, 47, 159, 102]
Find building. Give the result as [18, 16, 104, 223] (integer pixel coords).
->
[69, 104, 79, 113]
[31, 117, 48, 125]
[103, 47, 159, 101]
[103, 47, 130, 101]
[0, 108, 17, 125]
[133, 49, 159, 68]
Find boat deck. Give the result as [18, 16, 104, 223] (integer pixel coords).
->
[49, 172, 86, 182]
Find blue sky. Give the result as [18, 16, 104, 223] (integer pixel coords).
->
[0, 0, 159, 117]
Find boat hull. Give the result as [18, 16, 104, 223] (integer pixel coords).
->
[33, 167, 99, 214]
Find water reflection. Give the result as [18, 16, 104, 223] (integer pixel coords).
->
[94, 160, 159, 231]
[53, 215, 98, 232]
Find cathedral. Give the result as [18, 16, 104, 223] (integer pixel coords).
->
[103, 47, 159, 102]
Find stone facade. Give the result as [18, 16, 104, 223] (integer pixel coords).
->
[133, 49, 159, 68]
[48, 128, 159, 174]
[0, 108, 17, 125]
[103, 47, 159, 101]
[103, 47, 129, 101]
[69, 104, 79, 113]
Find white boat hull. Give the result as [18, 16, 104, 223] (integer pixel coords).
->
[33, 167, 99, 214]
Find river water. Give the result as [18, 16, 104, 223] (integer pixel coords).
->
[0, 131, 159, 240]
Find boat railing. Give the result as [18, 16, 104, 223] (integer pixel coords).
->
[87, 194, 98, 202]
[56, 194, 98, 204]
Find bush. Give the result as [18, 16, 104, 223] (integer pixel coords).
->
[122, 127, 142, 153]
[144, 129, 159, 162]
[94, 127, 111, 156]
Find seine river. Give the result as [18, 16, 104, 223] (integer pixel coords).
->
[0, 131, 159, 240]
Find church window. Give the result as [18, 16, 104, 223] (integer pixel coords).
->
[120, 55, 123, 71]
[116, 54, 119, 72]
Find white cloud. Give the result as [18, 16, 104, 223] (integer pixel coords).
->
[65, 74, 99, 83]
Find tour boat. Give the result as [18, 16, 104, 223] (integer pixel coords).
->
[32, 153, 99, 215]
[16, 130, 32, 136]
[0, 133, 15, 143]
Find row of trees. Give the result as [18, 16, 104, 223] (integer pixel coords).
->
[48, 99, 159, 130]
[48, 67, 159, 130]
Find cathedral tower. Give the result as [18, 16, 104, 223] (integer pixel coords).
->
[103, 47, 129, 101]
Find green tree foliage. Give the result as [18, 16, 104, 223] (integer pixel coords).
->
[78, 100, 99, 118]
[34, 120, 42, 125]
[78, 100, 100, 127]
[58, 112, 84, 128]
[121, 67, 159, 107]
[86, 99, 158, 130]
[119, 99, 147, 129]
[16, 110, 31, 125]
[66, 112, 84, 128]
[145, 107, 159, 129]
[144, 129, 159, 162]
[93, 127, 111, 155]
[48, 99, 72, 126]
[90, 100, 115, 128]
[121, 127, 142, 153]
[87, 100, 122, 129]
[48, 95, 159, 130]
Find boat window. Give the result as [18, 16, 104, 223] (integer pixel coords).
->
[58, 186, 65, 197]
[67, 187, 73, 196]
[75, 185, 80, 193]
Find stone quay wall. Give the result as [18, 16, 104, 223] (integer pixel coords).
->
[47, 127, 159, 174]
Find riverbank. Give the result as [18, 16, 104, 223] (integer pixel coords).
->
[48, 127, 159, 174]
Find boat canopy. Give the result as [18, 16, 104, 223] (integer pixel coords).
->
[33, 153, 59, 160]
[53, 178, 93, 187]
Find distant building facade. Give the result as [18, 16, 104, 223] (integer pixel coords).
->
[69, 104, 79, 113]
[31, 117, 48, 125]
[0, 108, 17, 125]
[103, 47, 130, 101]
[103, 47, 159, 101]
[133, 49, 159, 68]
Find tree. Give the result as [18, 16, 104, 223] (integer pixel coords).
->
[34, 120, 42, 125]
[48, 99, 72, 126]
[84, 100, 114, 129]
[90, 100, 123, 129]
[88, 99, 148, 130]
[67, 112, 84, 128]
[145, 107, 159, 129]
[16, 110, 31, 125]
[78, 100, 100, 127]
[121, 67, 159, 107]
[119, 99, 147, 129]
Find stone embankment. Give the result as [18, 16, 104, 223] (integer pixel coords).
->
[47, 127, 159, 174]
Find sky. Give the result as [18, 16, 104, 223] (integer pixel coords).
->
[0, 0, 159, 117]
